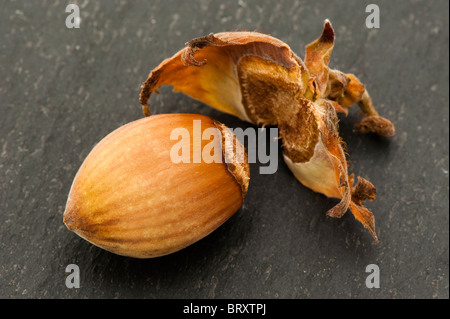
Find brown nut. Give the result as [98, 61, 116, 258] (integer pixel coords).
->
[63, 113, 250, 258]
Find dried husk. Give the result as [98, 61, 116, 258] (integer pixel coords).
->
[139, 20, 395, 243]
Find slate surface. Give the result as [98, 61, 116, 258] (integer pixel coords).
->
[1, 0, 448, 299]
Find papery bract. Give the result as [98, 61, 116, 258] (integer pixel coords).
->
[139, 20, 396, 243]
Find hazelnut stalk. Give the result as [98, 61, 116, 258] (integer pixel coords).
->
[139, 20, 396, 243]
[64, 114, 250, 258]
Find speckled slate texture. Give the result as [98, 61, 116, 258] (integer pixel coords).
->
[1, 0, 448, 299]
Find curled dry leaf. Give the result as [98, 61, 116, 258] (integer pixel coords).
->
[139, 20, 396, 243]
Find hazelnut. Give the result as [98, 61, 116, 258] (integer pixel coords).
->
[64, 113, 249, 258]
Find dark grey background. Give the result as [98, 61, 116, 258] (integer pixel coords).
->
[1, 0, 448, 299]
